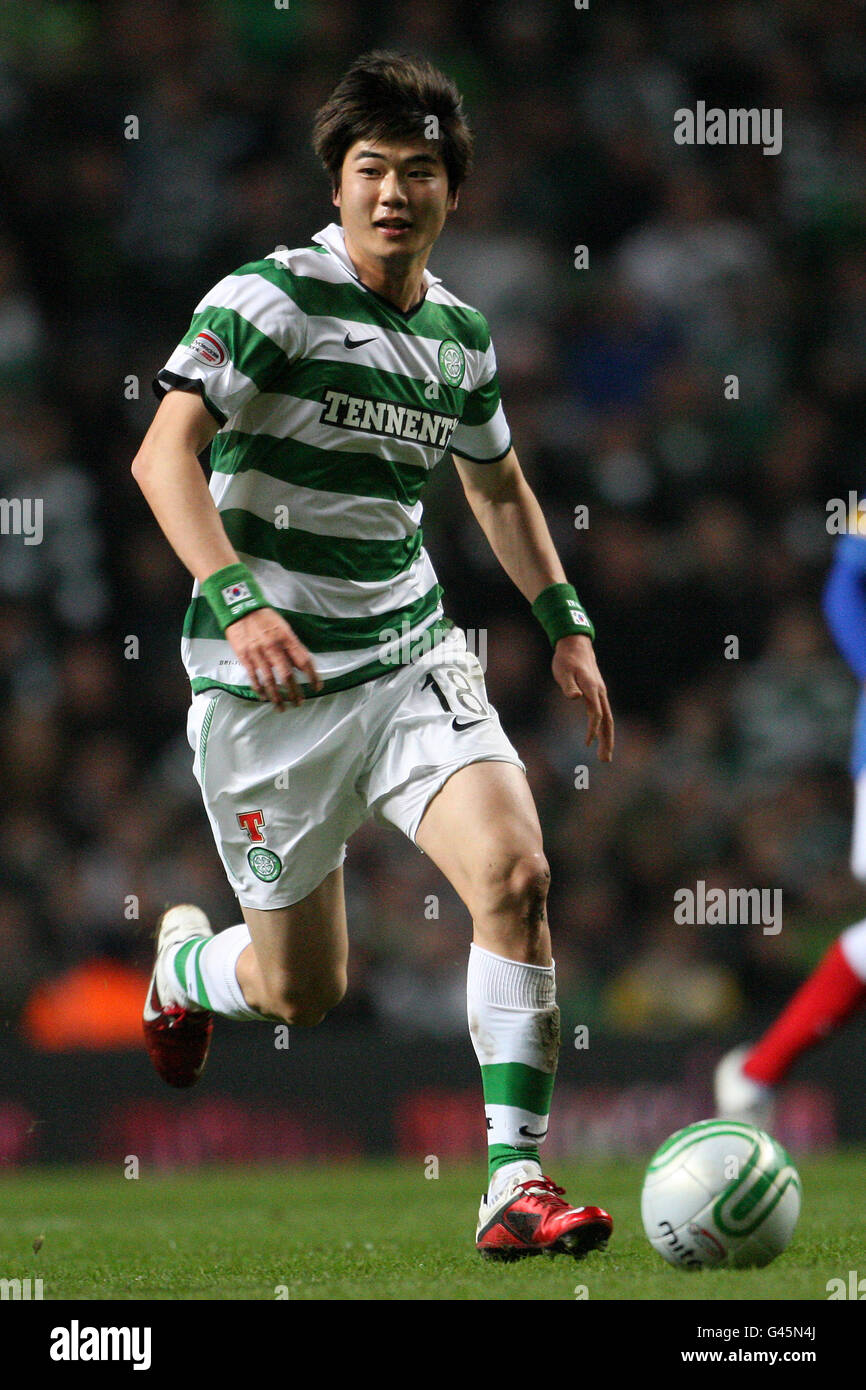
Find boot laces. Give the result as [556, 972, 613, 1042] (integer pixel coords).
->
[517, 1176, 570, 1208]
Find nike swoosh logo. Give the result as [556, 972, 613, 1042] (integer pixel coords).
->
[518, 1124, 549, 1140]
[344, 332, 377, 349]
[452, 716, 487, 731]
[142, 978, 162, 1023]
[503, 1211, 542, 1241]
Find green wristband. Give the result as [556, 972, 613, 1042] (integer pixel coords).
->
[531, 582, 595, 645]
[201, 563, 269, 633]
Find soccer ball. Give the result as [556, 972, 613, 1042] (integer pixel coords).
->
[641, 1119, 801, 1269]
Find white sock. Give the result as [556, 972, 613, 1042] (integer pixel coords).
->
[467, 943, 559, 1199]
[487, 1158, 544, 1205]
[166, 924, 267, 1021]
[840, 918, 866, 980]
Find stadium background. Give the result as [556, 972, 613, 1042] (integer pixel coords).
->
[1, 0, 866, 1165]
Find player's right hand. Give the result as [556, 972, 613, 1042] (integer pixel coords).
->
[225, 607, 322, 709]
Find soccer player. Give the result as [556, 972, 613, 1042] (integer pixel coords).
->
[715, 507, 866, 1125]
[133, 52, 615, 1261]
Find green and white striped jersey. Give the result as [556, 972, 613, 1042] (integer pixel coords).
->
[154, 222, 512, 700]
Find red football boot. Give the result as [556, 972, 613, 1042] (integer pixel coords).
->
[476, 1174, 613, 1261]
[142, 905, 214, 1089]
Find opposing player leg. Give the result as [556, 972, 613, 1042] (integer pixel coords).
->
[715, 922, 866, 1124]
[716, 773, 866, 1123]
[414, 759, 612, 1260]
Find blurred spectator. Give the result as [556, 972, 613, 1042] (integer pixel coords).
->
[603, 917, 744, 1034]
[0, 238, 43, 387]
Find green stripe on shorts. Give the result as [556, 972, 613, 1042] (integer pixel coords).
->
[199, 695, 218, 780]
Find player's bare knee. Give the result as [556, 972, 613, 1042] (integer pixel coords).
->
[515, 856, 551, 944]
[272, 994, 339, 1028]
[281, 1002, 327, 1028]
[267, 972, 347, 1027]
[478, 850, 550, 921]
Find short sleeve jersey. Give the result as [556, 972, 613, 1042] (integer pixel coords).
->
[154, 222, 512, 699]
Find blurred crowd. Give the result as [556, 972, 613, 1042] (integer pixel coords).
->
[2, 0, 866, 1042]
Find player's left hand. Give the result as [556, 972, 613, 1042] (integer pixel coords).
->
[551, 634, 614, 761]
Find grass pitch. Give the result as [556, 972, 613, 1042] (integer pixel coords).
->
[0, 1153, 861, 1301]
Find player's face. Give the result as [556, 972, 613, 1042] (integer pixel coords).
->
[334, 138, 458, 266]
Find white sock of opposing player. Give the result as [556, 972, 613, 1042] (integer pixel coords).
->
[840, 917, 866, 979]
[164, 924, 267, 1021]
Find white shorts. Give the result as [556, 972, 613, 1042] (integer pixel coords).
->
[187, 628, 525, 908]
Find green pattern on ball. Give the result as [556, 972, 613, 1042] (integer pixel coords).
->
[644, 1119, 801, 1241]
[646, 1119, 766, 1172]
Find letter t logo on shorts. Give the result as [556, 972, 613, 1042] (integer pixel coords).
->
[237, 810, 266, 843]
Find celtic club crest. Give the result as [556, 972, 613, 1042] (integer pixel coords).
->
[438, 339, 466, 387]
[247, 847, 282, 882]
